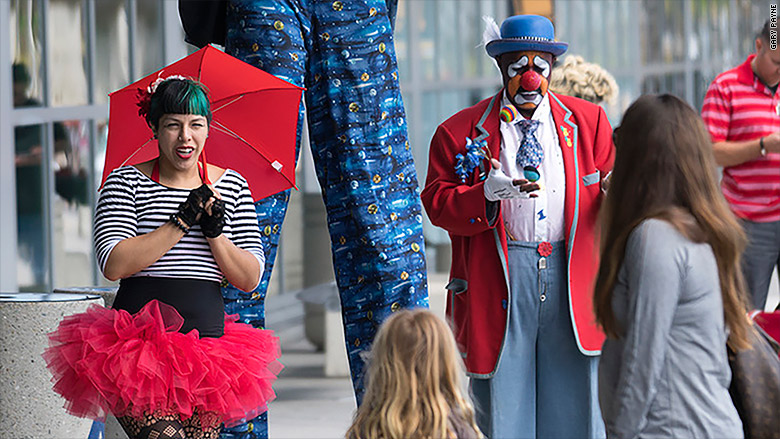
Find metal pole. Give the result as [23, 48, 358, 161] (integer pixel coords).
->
[127, 0, 136, 79]
[0, 0, 19, 291]
[729, 0, 739, 66]
[161, 0, 186, 65]
[86, 0, 99, 285]
[41, 0, 53, 290]
[683, 0, 694, 107]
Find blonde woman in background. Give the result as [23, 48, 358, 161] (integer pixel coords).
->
[549, 55, 619, 105]
[550, 54, 618, 194]
[346, 309, 482, 439]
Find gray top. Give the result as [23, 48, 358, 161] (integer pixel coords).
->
[598, 219, 743, 439]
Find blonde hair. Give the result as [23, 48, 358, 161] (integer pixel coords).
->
[549, 55, 619, 105]
[346, 309, 482, 439]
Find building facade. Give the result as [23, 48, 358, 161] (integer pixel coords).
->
[0, 0, 773, 293]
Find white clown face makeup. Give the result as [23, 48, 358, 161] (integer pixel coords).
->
[500, 51, 554, 114]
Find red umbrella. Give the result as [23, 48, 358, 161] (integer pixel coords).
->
[103, 45, 303, 201]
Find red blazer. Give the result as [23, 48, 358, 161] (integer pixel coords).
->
[421, 92, 614, 377]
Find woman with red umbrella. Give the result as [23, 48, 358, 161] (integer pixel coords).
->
[43, 77, 282, 438]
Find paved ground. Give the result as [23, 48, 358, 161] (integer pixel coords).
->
[264, 292, 356, 439]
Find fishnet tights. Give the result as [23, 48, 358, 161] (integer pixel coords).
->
[117, 408, 221, 439]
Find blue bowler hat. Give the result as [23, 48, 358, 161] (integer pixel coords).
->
[486, 15, 568, 58]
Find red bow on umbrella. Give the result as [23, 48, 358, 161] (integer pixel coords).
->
[103, 45, 304, 201]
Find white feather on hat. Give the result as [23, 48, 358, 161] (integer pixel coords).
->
[481, 16, 502, 71]
[481, 16, 501, 48]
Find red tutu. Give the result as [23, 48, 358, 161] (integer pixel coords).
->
[43, 300, 282, 427]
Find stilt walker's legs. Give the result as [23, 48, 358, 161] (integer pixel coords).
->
[224, 4, 428, 435]
[223, 1, 310, 437]
[305, 0, 428, 403]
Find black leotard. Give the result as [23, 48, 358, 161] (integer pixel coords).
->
[113, 277, 225, 337]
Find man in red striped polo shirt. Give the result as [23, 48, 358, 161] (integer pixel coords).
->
[702, 19, 780, 311]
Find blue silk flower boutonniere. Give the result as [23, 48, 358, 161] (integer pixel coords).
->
[454, 137, 487, 183]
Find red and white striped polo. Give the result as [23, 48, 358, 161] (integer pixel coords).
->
[702, 54, 780, 222]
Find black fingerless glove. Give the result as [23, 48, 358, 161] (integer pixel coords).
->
[200, 198, 225, 238]
[174, 184, 213, 228]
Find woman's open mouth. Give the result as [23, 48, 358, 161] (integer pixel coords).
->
[176, 147, 195, 160]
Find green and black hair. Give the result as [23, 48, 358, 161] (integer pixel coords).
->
[146, 78, 212, 130]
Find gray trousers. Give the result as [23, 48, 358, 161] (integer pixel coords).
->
[470, 241, 604, 439]
[741, 219, 780, 310]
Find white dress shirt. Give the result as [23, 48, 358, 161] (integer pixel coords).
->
[499, 93, 566, 242]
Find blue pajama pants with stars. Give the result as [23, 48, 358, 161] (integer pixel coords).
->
[220, 1, 429, 437]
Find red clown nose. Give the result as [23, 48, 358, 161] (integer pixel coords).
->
[520, 70, 543, 91]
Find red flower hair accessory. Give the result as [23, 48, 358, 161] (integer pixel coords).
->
[135, 73, 189, 119]
[136, 88, 152, 118]
[537, 241, 552, 257]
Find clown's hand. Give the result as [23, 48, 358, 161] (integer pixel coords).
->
[483, 159, 539, 201]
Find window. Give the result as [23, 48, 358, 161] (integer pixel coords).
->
[5, 0, 175, 291]
[556, 0, 774, 117]
[395, 0, 512, 259]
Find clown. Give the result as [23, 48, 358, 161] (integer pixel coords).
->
[422, 15, 614, 438]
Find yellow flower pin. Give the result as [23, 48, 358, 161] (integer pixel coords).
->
[561, 126, 573, 148]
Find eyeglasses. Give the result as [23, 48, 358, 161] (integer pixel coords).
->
[612, 125, 620, 146]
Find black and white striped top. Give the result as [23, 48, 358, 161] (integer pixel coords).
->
[94, 166, 265, 284]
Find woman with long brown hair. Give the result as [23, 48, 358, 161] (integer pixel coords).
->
[594, 94, 751, 438]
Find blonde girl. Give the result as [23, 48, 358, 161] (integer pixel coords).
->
[346, 309, 482, 439]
